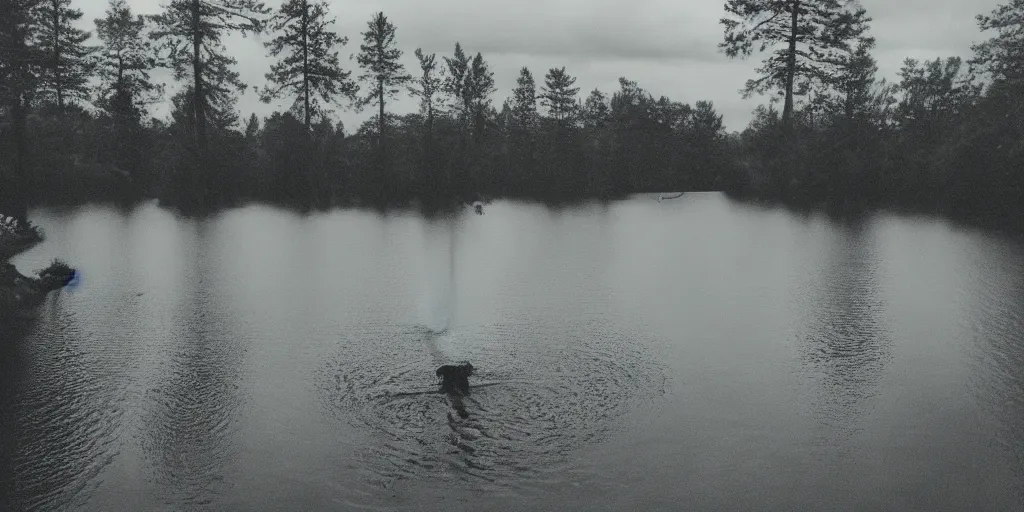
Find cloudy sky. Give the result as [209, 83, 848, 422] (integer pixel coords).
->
[76, 0, 1002, 132]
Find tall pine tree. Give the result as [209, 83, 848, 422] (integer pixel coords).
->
[0, 0, 42, 220]
[95, 0, 160, 120]
[34, 0, 95, 110]
[150, 0, 268, 149]
[407, 47, 442, 135]
[510, 67, 538, 130]
[260, 0, 357, 130]
[95, 0, 160, 177]
[443, 42, 470, 125]
[540, 66, 579, 123]
[465, 52, 495, 141]
[508, 67, 538, 182]
[581, 88, 610, 128]
[355, 11, 409, 164]
[408, 47, 443, 190]
[720, 0, 871, 126]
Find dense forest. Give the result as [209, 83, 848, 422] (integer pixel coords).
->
[723, 0, 1024, 230]
[0, 0, 1022, 225]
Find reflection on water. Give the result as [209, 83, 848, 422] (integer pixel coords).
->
[794, 219, 892, 443]
[3, 196, 1024, 510]
[0, 310, 122, 511]
[138, 223, 247, 508]
[420, 215, 458, 335]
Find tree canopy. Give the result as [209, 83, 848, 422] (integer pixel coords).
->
[261, 0, 356, 129]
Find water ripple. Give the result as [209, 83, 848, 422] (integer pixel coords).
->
[316, 322, 666, 491]
[0, 311, 124, 511]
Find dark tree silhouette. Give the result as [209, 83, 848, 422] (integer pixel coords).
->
[465, 52, 495, 142]
[508, 67, 539, 187]
[511, 67, 539, 129]
[443, 42, 470, 125]
[149, 0, 268, 150]
[243, 111, 258, 139]
[0, 0, 42, 220]
[972, 0, 1024, 83]
[260, 0, 356, 130]
[94, 0, 161, 180]
[95, 0, 160, 115]
[34, 0, 94, 111]
[581, 88, 610, 127]
[720, 0, 871, 126]
[149, 0, 268, 208]
[408, 48, 443, 135]
[9, 0, 1024, 235]
[355, 11, 410, 170]
[407, 47, 444, 193]
[540, 66, 579, 123]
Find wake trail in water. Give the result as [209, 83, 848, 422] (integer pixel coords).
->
[317, 323, 668, 492]
[422, 218, 458, 363]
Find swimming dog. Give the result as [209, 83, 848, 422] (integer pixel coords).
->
[436, 362, 474, 395]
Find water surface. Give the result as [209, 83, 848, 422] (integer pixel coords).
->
[2, 193, 1023, 511]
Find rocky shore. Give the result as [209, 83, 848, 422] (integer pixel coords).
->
[0, 216, 76, 317]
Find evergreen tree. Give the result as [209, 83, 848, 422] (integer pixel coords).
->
[580, 88, 612, 193]
[355, 11, 410, 160]
[94, 0, 160, 181]
[168, 84, 238, 131]
[896, 57, 976, 130]
[443, 42, 470, 123]
[465, 52, 495, 139]
[407, 47, 443, 192]
[691, 100, 725, 140]
[832, 37, 877, 122]
[260, 0, 357, 130]
[244, 111, 259, 139]
[0, 0, 42, 220]
[510, 66, 538, 130]
[508, 67, 539, 185]
[34, 0, 95, 110]
[581, 88, 610, 128]
[407, 47, 443, 135]
[540, 66, 579, 122]
[720, 0, 871, 125]
[972, 0, 1024, 84]
[149, 0, 269, 150]
[95, 0, 160, 114]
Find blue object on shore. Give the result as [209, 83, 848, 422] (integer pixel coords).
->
[65, 269, 80, 290]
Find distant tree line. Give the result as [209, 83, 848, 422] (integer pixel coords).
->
[722, 0, 1024, 229]
[5, 0, 1021, 228]
[0, 0, 735, 217]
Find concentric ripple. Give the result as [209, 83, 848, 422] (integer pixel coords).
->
[317, 321, 666, 488]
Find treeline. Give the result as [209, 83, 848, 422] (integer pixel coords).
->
[7, 0, 1020, 227]
[722, 0, 1024, 228]
[0, 0, 735, 217]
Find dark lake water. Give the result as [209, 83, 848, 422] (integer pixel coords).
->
[2, 193, 1024, 511]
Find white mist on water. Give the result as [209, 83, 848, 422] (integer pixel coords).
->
[421, 217, 458, 335]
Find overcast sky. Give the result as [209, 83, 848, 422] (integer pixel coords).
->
[76, 0, 1002, 132]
